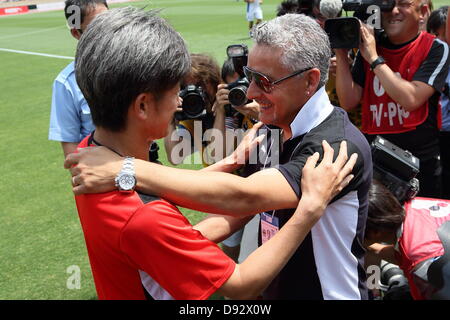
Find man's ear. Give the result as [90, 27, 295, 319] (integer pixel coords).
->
[419, 2, 429, 19]
[70, 28, 82, 40]
[305, 68, 321, 94]
[132, 93, 155, 121]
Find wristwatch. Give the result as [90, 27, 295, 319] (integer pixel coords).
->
[115, 157, 136, 192]
[370, 56, 386, 71]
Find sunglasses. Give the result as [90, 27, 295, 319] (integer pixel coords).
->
[243, 66, 313, 93]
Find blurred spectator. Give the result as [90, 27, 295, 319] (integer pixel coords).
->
[335, 0, 450, 198]
[427, 6, 450, 199]
[48, 0, 108, 158]
[244, 0, 263, 37]
[276, 0, 300, 16]
[164, 53, 226, 167]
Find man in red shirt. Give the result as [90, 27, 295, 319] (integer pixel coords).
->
[335, 0, 449, 198]
[73, 7, 356, 299]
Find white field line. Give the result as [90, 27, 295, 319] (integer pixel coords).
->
[0, 26, 65, 40]
[0, 47, 73, 60]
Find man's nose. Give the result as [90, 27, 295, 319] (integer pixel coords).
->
[246, 79, 261, 100]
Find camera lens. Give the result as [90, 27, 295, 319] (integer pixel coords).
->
[228, 86, 248, 107]
[182, 93, 206, 118]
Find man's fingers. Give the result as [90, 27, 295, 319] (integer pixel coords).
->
[338, 174, 354, 191]
[252, 121, 264, 131]
[334, 140, 349, 169]
[73, 185, 86, 196]
[64, 152, 79, 169]
[245, 121, 264, 141]
[321, 140, 334, 163]
[304, 152, 320, 171]
[254, 134, 266, 145]
[338, 153, 358, 182]
[69, 166, 81, 177]
[63, 147, 93, 169]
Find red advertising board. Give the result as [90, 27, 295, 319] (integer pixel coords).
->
[0, 6, 29, 16]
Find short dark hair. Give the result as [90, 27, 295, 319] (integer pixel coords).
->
[427, 6, 449, 35]
[366, 180, 405, 234]
[276, 0, 301, 16]
[64, 0, 108, 24]
[221, 58, 236, 83]
[75, 7, 190, 131]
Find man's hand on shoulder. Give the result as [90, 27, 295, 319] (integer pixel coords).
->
[64, 146, 121, 195]
[296, 140, 357, 220]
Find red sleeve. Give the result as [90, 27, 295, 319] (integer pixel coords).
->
[119, 199, 235, 300]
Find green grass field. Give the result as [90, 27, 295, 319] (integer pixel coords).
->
[0, 0, 447, 300]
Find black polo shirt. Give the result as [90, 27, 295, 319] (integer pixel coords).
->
[245, 88, 372, 299]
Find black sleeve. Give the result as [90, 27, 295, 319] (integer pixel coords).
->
[413, 39, 450, 92]
[275, 139, 366, 202]
[351, 51, 366, 88]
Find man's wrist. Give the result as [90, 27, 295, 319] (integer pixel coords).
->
[370, 56, 386, 71]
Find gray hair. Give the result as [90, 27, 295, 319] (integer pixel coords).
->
[253, 14, 331, 88]
[75, 7, 190, 131]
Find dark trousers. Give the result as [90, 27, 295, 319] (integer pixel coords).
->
[440, 131, 450, 199]
[416, 155, 442, 199]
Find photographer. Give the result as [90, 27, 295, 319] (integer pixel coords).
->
[164, 53, 226, 167]
[335, 0, 450, 198]
[364, 180, 450, 299]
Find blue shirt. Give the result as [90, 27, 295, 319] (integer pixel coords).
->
[48, 61, 94, 142]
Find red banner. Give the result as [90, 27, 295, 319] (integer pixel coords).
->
[0, 6, 29, 16]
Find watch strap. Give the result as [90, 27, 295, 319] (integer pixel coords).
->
[370, 56, 386, 71]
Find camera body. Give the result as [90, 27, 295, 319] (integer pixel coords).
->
[175, 85, 207, 121]
[226, 44, 251, 107]
[371, 135, 420, 204]
[324, 0, 395, 48]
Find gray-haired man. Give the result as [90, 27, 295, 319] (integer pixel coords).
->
[67, 13, 369, 300]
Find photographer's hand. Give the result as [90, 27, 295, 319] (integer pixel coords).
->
[212, 84, 230, 114]
[232, 100, 260, 120]
[359, 23, 378, 64]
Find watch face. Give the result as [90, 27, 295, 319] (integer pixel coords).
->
[118, 174, 136, 191]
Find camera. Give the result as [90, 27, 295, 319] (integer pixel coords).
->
[175, 85, 207, 121]
[227, 78, 250, 108]
[324, 0, 395, 48]
[380, 260, 412, 300]
[371, 135, 420, 204]
[226, 44, 251, 107]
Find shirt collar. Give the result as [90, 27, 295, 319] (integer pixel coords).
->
[289, 86, 334, 139]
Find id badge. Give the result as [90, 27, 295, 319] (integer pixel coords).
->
[260, 212, 279, 244]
